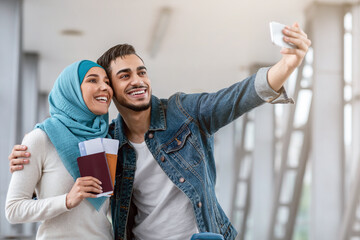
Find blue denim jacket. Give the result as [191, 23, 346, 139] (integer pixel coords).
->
[109, 67, 292, 240]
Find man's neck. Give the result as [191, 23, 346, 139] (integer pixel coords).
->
[117, 107, 151, 143]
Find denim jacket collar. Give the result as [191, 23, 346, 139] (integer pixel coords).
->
[114, 95, 166, 148]
[114, 117, 127, 149]
[148, 95, 167, 132]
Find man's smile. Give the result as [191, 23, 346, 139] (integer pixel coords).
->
[127, 87, 148, 98]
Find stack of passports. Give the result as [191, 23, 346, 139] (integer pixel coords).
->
[77, 152, 113, 197]
[77, 138, 119, 197]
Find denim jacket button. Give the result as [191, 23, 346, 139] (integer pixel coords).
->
[197, 202, 202, 208]
[148, 133, 154, 139]
[179, 177, 185, 183]
[160, 156, 165, 162]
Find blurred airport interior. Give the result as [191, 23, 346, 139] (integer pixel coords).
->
[1, 0, 360, 239]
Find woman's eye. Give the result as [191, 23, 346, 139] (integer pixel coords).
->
[89, 79, 97, 83]
[105, 81, 110, 85]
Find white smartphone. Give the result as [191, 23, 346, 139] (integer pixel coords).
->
[269, 21, 296, 49]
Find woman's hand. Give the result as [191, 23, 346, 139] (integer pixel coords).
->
[66, 176, 103, 209]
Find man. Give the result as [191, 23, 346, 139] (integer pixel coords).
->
[8, 23, 311, 239]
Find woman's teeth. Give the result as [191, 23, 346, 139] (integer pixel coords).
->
[96, 97, 108, 102]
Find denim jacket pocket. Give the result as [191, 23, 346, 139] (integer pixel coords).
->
[163, 125, 203, 167]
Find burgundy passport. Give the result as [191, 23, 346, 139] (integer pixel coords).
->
[77, 151, 113, 197]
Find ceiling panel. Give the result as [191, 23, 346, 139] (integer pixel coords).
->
[23, 0, 313, 97]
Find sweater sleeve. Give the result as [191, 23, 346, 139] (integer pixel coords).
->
[5, 129, 70, 224]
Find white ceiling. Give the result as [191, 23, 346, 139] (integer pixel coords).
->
[23, 0, 317, 99]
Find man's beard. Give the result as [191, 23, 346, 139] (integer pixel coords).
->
[116, 95, 151, 112]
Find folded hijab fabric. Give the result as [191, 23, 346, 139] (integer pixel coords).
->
[36, 60, 109, 211]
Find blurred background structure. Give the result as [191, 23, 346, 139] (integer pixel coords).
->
[1, 0, 360, 239]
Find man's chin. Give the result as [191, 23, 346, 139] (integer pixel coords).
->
[119, 99, 151, 112]
[115, 95, 152, 112]
[125, 103, 151, 112]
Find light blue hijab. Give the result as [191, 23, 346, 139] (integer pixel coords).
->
[36, 60, 110, 211]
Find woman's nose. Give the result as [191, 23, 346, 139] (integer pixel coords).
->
[100, 81, 110, 90]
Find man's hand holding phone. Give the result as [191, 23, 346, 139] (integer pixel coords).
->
[267, 21, 311, 91]
[270, 21, 297, 49]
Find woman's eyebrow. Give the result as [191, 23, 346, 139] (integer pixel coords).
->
[85, 74, 99, 78]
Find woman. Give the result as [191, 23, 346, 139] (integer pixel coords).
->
[5, 60, 114, 239]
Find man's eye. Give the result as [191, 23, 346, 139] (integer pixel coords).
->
[139, 71, 146, 76]
[120, 74, 129, 79]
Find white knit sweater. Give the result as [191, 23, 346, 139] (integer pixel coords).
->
[5, 129, 113, 240]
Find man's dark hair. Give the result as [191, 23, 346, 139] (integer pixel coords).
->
[97, 43, 144, 77]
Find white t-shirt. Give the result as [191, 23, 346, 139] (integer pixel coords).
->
[130, 141, 199, 240]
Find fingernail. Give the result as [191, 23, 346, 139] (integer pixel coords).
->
[23, 159, 29, 163]
[25, 153, 30, 157]
[22, 146, 26, 150]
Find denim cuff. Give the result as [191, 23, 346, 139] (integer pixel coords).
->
[254, 67, 294, 104]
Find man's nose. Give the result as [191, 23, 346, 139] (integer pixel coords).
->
[131, 75, 144, 86]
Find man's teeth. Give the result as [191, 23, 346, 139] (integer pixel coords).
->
[130, 90, 145, 96]
[96, 97, 108, 101]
